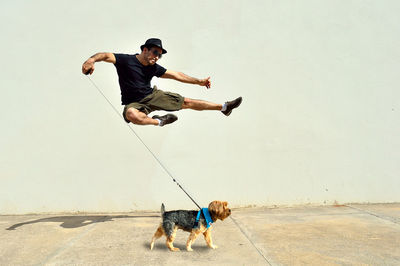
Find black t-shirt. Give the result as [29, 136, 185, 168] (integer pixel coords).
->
[114, 53, 167, 105]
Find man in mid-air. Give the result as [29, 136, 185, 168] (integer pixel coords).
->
[82, 38, 242, 127]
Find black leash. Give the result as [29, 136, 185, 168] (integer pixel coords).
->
[85, 74, 202, 210]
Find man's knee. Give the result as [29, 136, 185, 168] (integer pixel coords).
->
[182, 98, 192, 109]
[126, 108, 143, 124]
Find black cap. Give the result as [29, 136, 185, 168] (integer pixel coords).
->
[140, 38, 167, 54]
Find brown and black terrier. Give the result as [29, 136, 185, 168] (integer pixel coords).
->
[150, 201, 231, 251]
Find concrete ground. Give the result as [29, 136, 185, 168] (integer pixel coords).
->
[0, 204, 399, 265]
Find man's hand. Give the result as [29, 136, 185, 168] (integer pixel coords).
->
[199, 77, 211, 89]
[82, 58, 95, 75]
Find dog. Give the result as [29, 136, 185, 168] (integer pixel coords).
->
[150, 201, 231, 251]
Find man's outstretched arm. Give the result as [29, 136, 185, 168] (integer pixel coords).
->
[161, 70, 211, 89]
[82, 52, 116, 75]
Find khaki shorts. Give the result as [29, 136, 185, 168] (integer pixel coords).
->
[122, 88, 184, 123]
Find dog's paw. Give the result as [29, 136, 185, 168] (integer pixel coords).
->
[187, 247, 194, 252]
[211, 244, 218, 249]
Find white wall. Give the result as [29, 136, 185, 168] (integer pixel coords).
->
[1, 0, 399, 214]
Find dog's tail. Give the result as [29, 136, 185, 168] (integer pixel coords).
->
[161, 203, 165, 217]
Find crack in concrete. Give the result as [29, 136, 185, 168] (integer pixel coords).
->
[229, 216, 273, 265]
[37, 222, 98, 265]
[346, 205, 400, 226]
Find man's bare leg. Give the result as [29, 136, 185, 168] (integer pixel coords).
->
[182, 98, 222, 111]
[125, 108, 178, 126]
[125, 108, 159, 125]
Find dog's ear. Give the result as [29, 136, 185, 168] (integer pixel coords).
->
[223, 201, 228, 207]
[208, 201, 222, 221]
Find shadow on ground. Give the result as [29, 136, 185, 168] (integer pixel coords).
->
[6, 214, 159, 231]
[146, 242, 212, 253]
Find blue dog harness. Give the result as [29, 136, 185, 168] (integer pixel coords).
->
[194, 208, 214, 229]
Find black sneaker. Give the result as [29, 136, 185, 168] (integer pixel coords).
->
[222, 97, 242, 116]
[152, 114, 178, 127]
